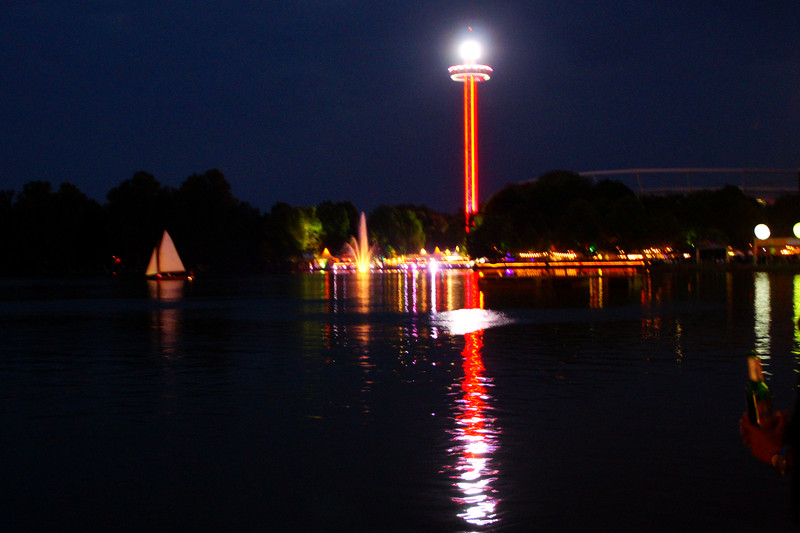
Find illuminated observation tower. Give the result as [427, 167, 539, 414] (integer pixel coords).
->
[449, 40, 492, 233]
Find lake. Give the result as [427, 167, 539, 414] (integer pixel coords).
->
[0, 269, 797, 531]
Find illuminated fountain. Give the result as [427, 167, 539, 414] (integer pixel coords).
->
[342, 212, 376, 273]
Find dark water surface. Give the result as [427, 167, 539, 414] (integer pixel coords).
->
[1, 270, 798, 531]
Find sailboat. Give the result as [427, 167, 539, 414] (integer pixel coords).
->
[145, 230, 193, 280]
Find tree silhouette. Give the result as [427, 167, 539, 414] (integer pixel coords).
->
[0, 190, 14, 272]
[0, 167, 794, 275]
[265, 202, 322, 262]
[171, 169, 265, 273]
[106, 171, 171, 272]
[316, 200, 358, 254]
[9, 181, 104, 273]
[368, 205, 425, 256]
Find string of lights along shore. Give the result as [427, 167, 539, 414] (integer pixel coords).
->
[449, 36, 492, 233]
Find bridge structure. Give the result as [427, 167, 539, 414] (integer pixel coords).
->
[578, 168, 799, 198]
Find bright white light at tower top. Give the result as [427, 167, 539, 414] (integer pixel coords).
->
[459, 40, 482, 61]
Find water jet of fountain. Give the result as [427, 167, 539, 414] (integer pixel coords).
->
[342, 212, 376, 273]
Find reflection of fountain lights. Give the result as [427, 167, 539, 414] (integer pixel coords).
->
[353, 273, 371, 315]
[430, 268, 438, 316]
[402, 272, 411, 313]
[323, 270, 374, 412]
[411, 272, 418, 314]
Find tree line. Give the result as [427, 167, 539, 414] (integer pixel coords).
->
[468, 170, 800, 260]
[0, 169, 463, 275]
[1, 168, 797, 275]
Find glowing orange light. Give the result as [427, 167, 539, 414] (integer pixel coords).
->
[463, 74, 480, 231]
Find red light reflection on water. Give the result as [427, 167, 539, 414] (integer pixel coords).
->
[322, 270, 502, 524]
[448, 272, 500, 527]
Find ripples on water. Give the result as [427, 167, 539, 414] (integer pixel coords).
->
[1, 270, 799, 531]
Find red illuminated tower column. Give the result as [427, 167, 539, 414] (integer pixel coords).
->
[449, 41, 492, 233]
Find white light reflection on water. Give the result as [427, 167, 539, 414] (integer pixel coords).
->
[324, 270, 505, 526]
[440, 273, 502, 529]
[754, 272, 771, 361]
[431, 308, 513, 335]
[449, 328, 500, 528]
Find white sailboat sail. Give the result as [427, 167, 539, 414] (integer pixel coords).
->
[145, 247, 159, 276]
[157, 231, 186, 273]
[145, 230, 187, 277]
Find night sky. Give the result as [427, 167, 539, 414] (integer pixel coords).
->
[3, 2, 800, 214]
